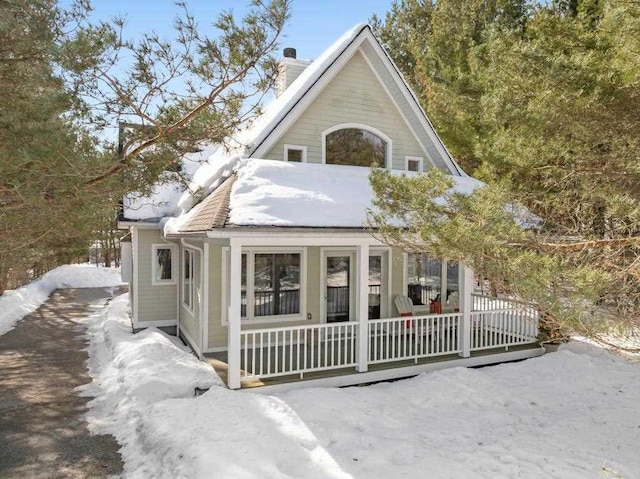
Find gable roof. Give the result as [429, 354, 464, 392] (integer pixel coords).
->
[243, 24, 463, 175]
[122, 24, 467, 225]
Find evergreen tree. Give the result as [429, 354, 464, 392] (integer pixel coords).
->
[371, 0, 640, 340]
[0, 0, 290, 292]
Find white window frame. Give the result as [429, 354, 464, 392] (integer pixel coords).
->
[182, 248, 195, 313]
[321, 123, 392, 169]
[404, 253, 460, 309]
[320, 248, 356, 324]
[284, 144, 307, 163]
[151, 244, 177, 286]
[222, 247, 306, 325]
[405, 156, 424, 173]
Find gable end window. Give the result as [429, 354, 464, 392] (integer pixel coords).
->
[324, 125, 390, 168]
[284, 144, 307, 162]
[152, 245, 176, 285]
[406, 156, 423, 173]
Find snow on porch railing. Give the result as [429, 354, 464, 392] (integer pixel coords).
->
[470, 309, 539, 351]
[368, 313, 462, 364]
[240, 322, 358, 380]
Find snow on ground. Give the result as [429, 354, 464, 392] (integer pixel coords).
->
[0, 264, 123, 336]
[577, 330, 640, 364]
[80, 293, 222, 478]
[85, 294, 640, 479]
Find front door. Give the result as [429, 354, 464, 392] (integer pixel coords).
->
[324, 253, 354, 323]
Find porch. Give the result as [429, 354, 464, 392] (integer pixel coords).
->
[217, 235, 542, 391]
[208, 294, 542, 391]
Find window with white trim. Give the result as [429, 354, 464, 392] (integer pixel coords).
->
[407, 253, 441, 306]
[325, 128, 387, 167]
[284, 144, 307, 162]
[182, 249, 195, 310]
[406, 156, 423, 172]
[152, 245, 176, 285]
[406, 254, 459, 309]
[241, 250, 302, 320]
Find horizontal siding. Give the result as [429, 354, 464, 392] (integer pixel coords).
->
[135, 229, 178, 324]
[360, 42, 453, 173]
[263, 50, 428, 171]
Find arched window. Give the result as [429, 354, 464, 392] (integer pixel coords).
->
[324, 127, 388, 167]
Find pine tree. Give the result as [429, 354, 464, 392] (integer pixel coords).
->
[0, 0, 290, 292]
[371, 0, 640, 341]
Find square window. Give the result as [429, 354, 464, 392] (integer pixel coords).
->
[284, 145, 306, 162]
[287, 149, 302, 162]
[152, 245, 176, 284]
[239, 251, 302, 320]
[406, 157, 423, 172]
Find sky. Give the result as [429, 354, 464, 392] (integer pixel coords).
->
[86, 0, 395, 60]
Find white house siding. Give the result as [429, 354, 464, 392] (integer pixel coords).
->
[134, 228, 178, 325]
[179, 242, 202, 351]
[262, 50, 427, 171]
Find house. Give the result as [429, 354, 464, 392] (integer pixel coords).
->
[118, 24, 542, 392]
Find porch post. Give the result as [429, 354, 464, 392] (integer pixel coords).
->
[227, 239, 242, 390]
[356, 242, 369, 372]
[459, 262, 474, 358]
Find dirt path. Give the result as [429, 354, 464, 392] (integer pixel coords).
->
[0, 287, 125, 478]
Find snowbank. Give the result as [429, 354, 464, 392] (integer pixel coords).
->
[131, 342, 640, 478]
[84, 293, 640, 478]
[0, 264, 123, 336]
[80, 293, 221, 478]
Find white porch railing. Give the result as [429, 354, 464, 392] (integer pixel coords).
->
[470, 309, 538, 351]
[240, 322, 358, 379]
[368, 313, 462, 364]
[472, 293, 531, 312]
[235, 297, 539, 383]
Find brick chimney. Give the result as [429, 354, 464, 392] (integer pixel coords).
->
[275, 48, 312, 97]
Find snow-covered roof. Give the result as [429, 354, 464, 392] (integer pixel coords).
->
[122, 23, 477, 229]
[121, 145, 238, 222]
[121, 25, 370, 223]
[163, 159, 484, 234]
